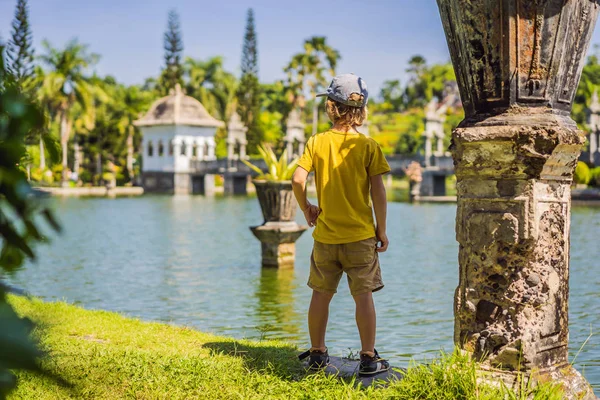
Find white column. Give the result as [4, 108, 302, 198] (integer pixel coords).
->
[173, 140, 182, 172]
[286, 140, 294, 159]
[424, 135, 432, 167]
[185, 138, 193, 158]
[590, 131, 598, 156]
[208, 138, 216, 160]
[197, 137, 206, 161]
[227, 139, 235, 160]
[298, 140, 306, 157]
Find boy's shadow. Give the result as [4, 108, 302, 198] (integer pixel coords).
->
[201, 340, 303, 380]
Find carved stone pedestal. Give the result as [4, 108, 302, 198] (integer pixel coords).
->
[251, 222, 307, 268]
[250, 180, 307, 268]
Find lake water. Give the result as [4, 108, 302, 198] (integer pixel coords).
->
[5, 195, 599, 392]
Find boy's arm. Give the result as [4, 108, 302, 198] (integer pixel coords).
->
[292, 167, 320, 227]
[370, 174, 389, 252]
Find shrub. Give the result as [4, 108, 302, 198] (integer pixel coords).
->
[590, 167, 600, 187]
[574, 161, 591, 185]
[242, 144, 297, 181]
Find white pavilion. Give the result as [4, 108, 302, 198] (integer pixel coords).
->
[134, 84, 224, 194]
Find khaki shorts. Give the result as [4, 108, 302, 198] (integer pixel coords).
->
[308, 237, 384, 296]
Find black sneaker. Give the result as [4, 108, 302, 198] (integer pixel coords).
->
[359, 349, 390, 376]
[298, 348, 329, 371]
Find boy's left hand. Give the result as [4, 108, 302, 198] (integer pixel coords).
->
[303, 203, 320, 227]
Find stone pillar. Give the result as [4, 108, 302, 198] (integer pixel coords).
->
[423, 135, 433, 168]
[285, 109, 306, 159]
[227, 139, 236, 169]
[587, 91, 600, 164]
[297, 140, 305, 157]
[240, 140, 248, 160]
[437, 1, 598, 398]
[436, 134, 445, 156]
[590, 132, 598, 164]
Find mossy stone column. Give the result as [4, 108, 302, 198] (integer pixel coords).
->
[436, 1, 598, 398]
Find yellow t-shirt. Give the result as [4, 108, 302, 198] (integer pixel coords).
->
[296, 129, 391, 244]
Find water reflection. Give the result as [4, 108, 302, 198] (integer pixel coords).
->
[254, 267, 302, 341]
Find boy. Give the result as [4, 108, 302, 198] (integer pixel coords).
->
[292, 74, 391, 376]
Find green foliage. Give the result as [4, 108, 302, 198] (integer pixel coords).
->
[6, 0, 35, 86]
[379, 79, 404, 112]
[589, 166, 600, 187]
[0, 46, 60, 399]
[285, 36, 341, 135]
[185, 56, 236, 121]
[574, 161, 591, 185]
[404, 56, 456, 108]
[259, 111, 284, 145]
[261, 81, 293, 131]
[242, 144, 297, 181]
[38, 38, 102, 183]
[161, 9, 184, 94]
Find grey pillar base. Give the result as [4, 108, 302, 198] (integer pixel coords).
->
[224, 174, 248, 195]
[409, 181, 421, 202]
[250, 222, 307, 268]
[479, 365, 594, 400]
[204, 174, 215, 196]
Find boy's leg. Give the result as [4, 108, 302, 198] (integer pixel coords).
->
[308, 290, 334, 351]
[353, 291, 376, 355]
[341, 237, 383, 356]
[307, 241, 342, 351]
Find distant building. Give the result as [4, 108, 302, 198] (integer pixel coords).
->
[586, 91, 600, 166]
[135, 84, 224, 194]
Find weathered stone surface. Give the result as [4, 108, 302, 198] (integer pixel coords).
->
[301, 355, 405, 388]
[253, 181, 298, 223]
[437, 1, 598, 398]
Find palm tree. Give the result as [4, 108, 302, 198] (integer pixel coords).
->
[113, 85, 153, 181]
[38, 39, 99, 185]
[285, 37, 340, 135]
[184, 56, 237, 121]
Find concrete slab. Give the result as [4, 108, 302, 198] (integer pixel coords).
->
[302, 355, 405, 388]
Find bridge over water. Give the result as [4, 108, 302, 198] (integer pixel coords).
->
[179, 153, 455, 196]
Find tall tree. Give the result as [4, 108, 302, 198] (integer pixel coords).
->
[38, 39, 100, 185]
[185, 56, 237, 121]
[379, 79, 404, 112]
[161, 9, 184, 94]
[285, 36, 340, 135]
[6, 0, 35, 87]
[237, 9, 262, 154]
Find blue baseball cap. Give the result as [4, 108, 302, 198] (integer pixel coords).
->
[316, 73, 369, 107]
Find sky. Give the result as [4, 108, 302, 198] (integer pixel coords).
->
[2, 0, 600, 98]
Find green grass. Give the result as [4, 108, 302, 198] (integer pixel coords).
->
[7, 296, 563, 399]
